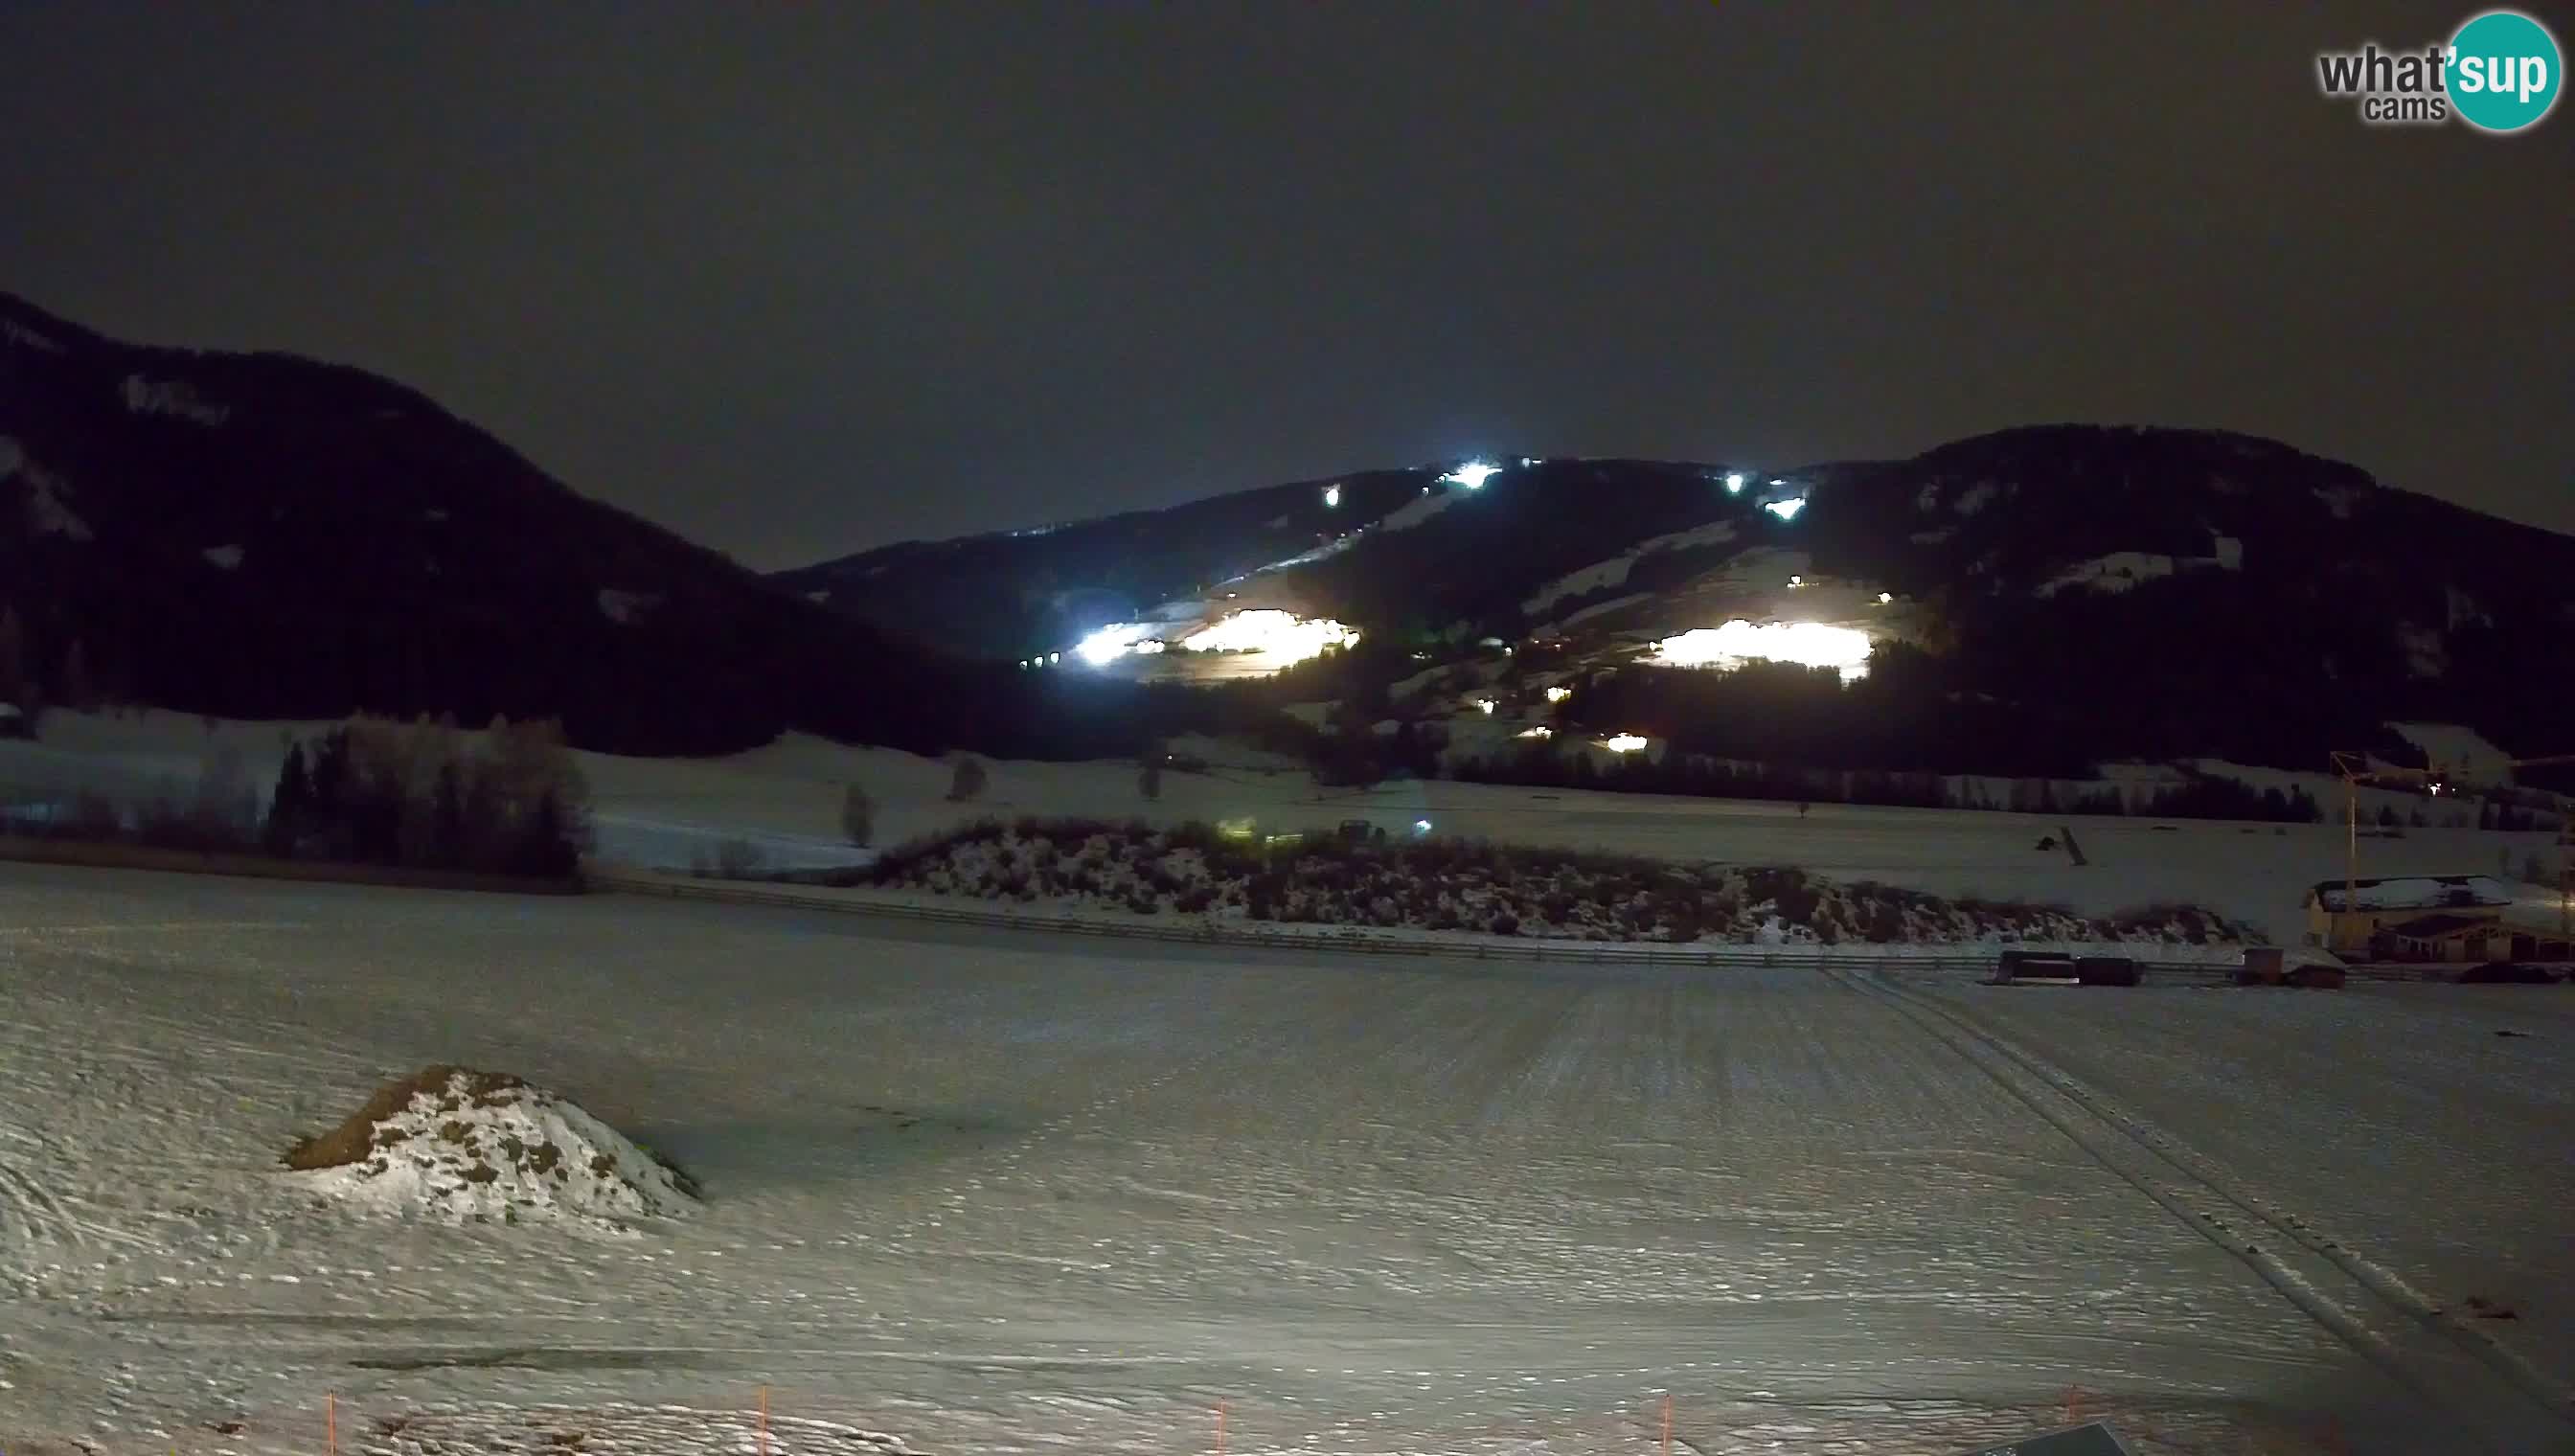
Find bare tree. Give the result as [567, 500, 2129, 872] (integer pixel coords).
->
[0, 606, 23, 704]
[841, 782, 876, 847]
[61, 638, 93, 713]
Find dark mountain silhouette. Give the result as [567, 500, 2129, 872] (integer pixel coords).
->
[787, 429, 2575, 780]
[0, 290, 1045, 757]
[8, 290, 2562, 781]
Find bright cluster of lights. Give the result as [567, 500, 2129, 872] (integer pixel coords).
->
[1763, 496, 1807, 521]
[1516, 725, 1553, 739]
[1074, 622, 1159, 667]
[1649, 620, 1875, 682]
[1723, 472, 1746, 493]
[1323, 483, 1341, 508]
[1069, 610, 1361, 671]
[1182, 608, 1358, 658]
[1600, 734, 1650, 753]
[1440, 461, 1499, 490]
[1470, 697, 1496, 715]
[1543, 685, 1571, 703]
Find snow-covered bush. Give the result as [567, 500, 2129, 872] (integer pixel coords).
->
[867, 818, 2254, 945]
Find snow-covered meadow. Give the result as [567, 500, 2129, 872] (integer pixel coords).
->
[6, 711, 2563, 947]
[1, 863, 2569, 1454]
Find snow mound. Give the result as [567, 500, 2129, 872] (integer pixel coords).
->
[287, 1066, 696, 1233]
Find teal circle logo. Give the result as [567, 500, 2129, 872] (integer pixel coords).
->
[2448, 10, 2562, 132]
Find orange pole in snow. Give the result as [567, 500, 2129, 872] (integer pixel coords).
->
[759, 1385, 771, 1456]
[1660, 1393, 1673, 1456]
[1216, 1398, 1228, 1456]
[327, 1392, 337, 1456]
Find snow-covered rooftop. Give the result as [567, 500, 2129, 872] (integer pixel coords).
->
[2305, 875, 2512, 912]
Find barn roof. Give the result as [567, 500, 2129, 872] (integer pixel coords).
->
[2383, 913, 2505, 940]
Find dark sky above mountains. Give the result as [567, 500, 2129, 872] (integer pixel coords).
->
[3, 3, 2567, 569]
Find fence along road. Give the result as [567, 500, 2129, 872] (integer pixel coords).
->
[587, 865, 2296, 977]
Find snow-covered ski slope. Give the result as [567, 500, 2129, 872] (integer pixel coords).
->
[3, 864, 2568, 1454]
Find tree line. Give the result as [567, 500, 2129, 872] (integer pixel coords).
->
[262, 716, 590, 877]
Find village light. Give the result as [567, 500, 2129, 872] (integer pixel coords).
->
[1440, 461, 1499, 490]
[1878, 591, 1894, 604]
[1544, 686, 1571, 702]
[1603, 733, 1649, 753]
[1323, 483, 1340, 508]
[1765, 496, 1808, 522]
[1471, 697, 1496, 715]
[1724, 472, 1745, 493]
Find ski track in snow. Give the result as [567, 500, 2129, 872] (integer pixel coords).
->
[0, 865, 2567, 1455]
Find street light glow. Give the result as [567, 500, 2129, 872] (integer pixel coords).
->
[1440, 461, 1500, 490]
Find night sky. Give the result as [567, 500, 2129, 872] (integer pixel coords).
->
[3, 4, 2567, 569]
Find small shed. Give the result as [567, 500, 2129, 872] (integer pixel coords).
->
[2377, 913, 2516, 965]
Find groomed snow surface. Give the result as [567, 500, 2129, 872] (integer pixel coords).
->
[4, 866, 2570, 1455]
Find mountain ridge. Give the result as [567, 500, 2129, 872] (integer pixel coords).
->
[781, 425, 2575, 778]
[6, 289, 2564, 781]
[0, 289, 1026, 757]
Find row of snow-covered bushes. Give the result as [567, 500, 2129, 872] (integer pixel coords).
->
[860, 816, 2254, 945]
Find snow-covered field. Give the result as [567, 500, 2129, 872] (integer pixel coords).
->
[3, 864, 2570, 1454]
[6, 712, 2566, 947]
